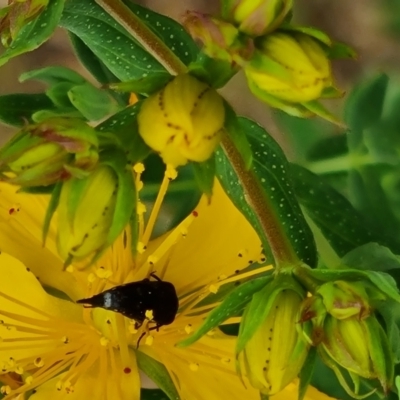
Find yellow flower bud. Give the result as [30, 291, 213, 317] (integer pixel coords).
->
[223, 0, 293, 36]
[245, 32, 332, 103]
[57, 166, 118, 261]
[137, 74, 225, 167]
[321, 315, 393, 393]
[242, 289, 308, 395]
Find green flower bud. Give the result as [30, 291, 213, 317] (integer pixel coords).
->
[320, 315, 393, 394]
[183, 12, 254, 65]
[222, 0, 293, 36]
[317, 280, 371, 320]
[0, 118, 99, 187]
[56, 154, 135, 264]
[0, 0, 49, 46]
[244, 31, 332, 103]
[240, 280, 308, 395]
[137, 74, 225, 167]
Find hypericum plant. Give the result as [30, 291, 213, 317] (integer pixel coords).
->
[0, 1, 399, 400]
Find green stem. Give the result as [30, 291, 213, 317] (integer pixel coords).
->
[305, 153, 375, 175]
[95, 0, 187, 75]
[97, 0, 298, 267]
[221, 133, 299, 268]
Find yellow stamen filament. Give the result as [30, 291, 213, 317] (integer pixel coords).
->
[141, 166, 177, 246]
[137, 210, 197, 279]
[0, 289, 131, 400]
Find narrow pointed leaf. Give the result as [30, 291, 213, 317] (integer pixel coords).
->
[42, 181, 62, 245]
[299, 347, 317, 400]
[136, 351, 180, 400]
[19, 65, 85, 85]
[178, 276, 271, 347]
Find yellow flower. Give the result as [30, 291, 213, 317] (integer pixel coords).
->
[137, 74, 225, 167]
[0, 166, 333, 399]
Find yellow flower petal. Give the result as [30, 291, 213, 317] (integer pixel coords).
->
[164, 181, 263, 293]
[29, 352, 140, 400]
[0, 252, 81, 363]
[142, 333, 260, 400]
[0, 183, 80, 298]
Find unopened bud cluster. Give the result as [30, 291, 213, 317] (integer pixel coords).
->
[236, 265, 398, 398]
[183, 0, 348, 121]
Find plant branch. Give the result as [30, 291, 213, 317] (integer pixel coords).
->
[95, 0, 187, 75]
[221, 133, 300, 268]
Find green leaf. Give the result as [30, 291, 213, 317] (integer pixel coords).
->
[216, 118, 317, 267]
[307, 267, 400, 303]
[68, 82, 121, 120]
[342, 243, 400, 273]
[68, 32, 120, 85]
[136, 352, 180, 400]
[108, 72, 172, 95]
[121, 1, 198, 66]
[96, 103, 152, 164]
[60, 0, 165, 81]
[189, 53, 237, 88]
[141, 389, 170, 400]
[328, 41, 357, 59]
[306, 135, 348, 162]
[0, 0, 64, 66]
[0, 93, 55, 126]
[302, 100, 344, 126]
[19, 65, 86, 85]
[42, 182, 62, 245]
[348, 167, 400, 248]
[378, 300, 400, 364]
[191, 156, 215, 197]
[32, 108, 83, 122]
[345, 74, 389, 150]
[178, 275, 271, 347]
[290, 164, 377, 257]
[299, 347, 317, 400]
[46, 82, 76, 108]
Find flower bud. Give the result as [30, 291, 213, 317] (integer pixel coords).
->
[0, 118, 99, 187]
[317, 280, 371, 320]
[242, 287, 308, 395]
[56, 155, 135, 264]
[0, 0, 49, 46]
[222, 0, 293, 36]
[320, 315, 393, 393]
[183, 12, 253, 65]
[244, 31, 332, 103]
[137, 74, 225, 167]
[57, 166, 117, 261]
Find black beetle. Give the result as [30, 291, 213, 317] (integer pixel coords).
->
[77, 273, 179, 329]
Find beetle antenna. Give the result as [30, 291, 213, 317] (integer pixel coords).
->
[149, 272, 162, 282]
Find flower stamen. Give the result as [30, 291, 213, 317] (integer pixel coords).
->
[141, 165, 177, 247]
